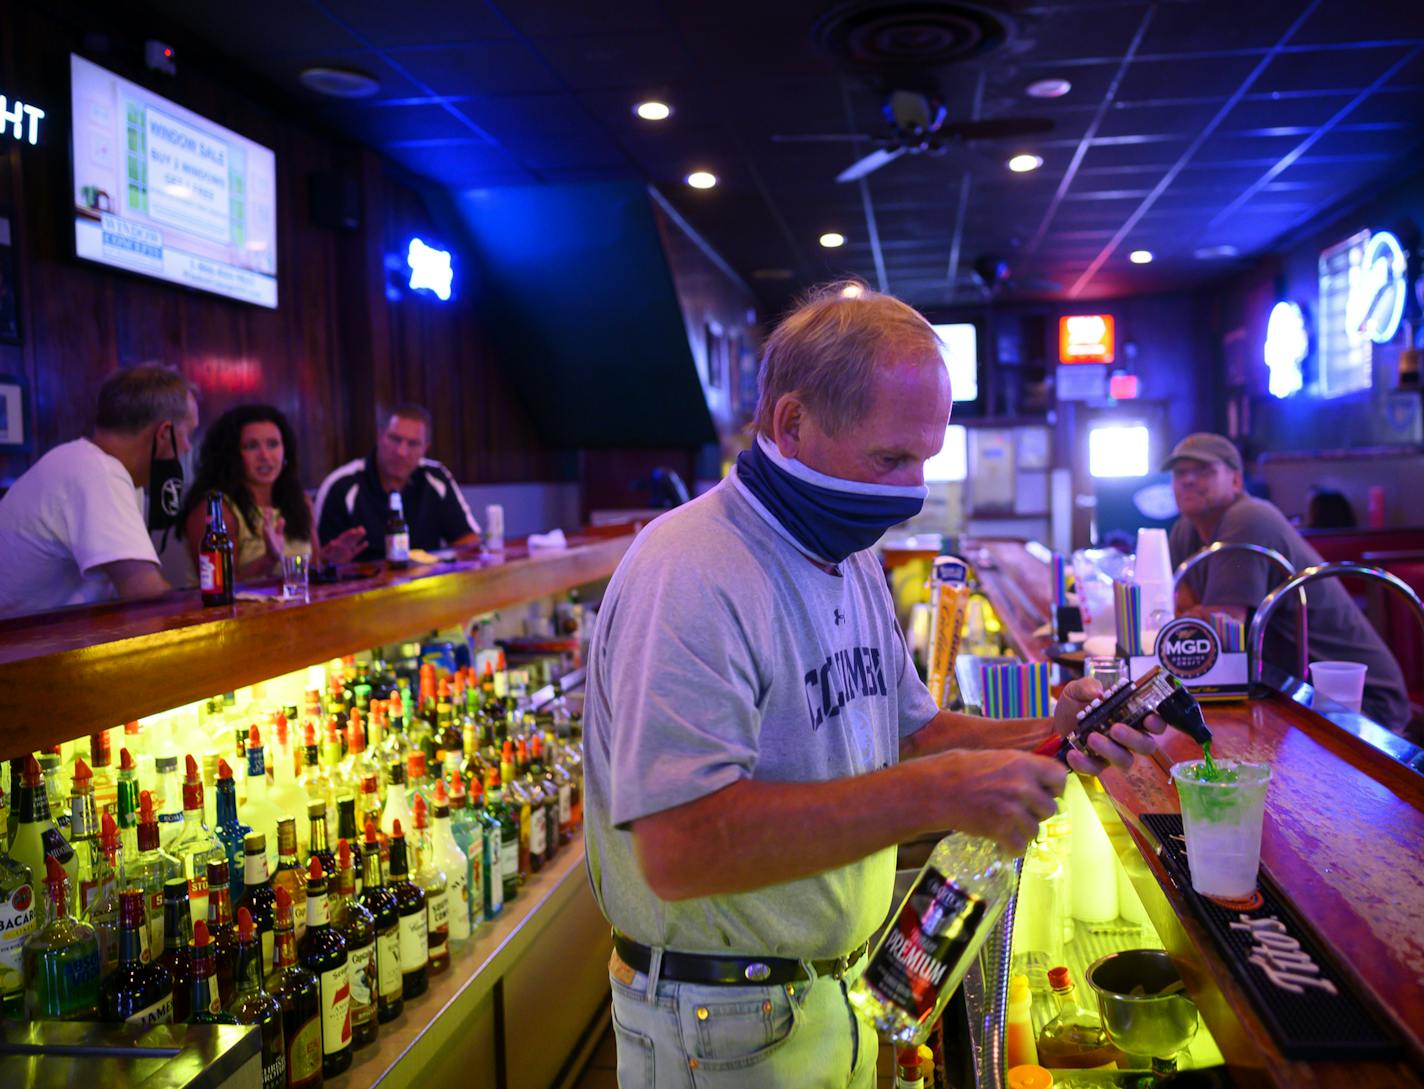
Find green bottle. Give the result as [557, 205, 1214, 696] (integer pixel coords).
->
[23, 856, 101, 1020]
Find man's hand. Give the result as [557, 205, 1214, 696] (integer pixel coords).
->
[321, 527, 367, 566]
[927, 750, 1068, 856]
[1053, 676, 1163, 776]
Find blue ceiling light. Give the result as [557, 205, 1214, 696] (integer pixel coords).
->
[1264, 300, 1307, 399]
[406, 237, 453, 301]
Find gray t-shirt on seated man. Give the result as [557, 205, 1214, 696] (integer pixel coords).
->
[1169, 494, 1409, 731]
[583, 471, 939, 961]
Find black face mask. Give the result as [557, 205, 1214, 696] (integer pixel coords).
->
[147, 423, 185, 546]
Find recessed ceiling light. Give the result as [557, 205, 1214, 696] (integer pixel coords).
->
[685, 171, 717, 189]
[299, 66, 381, 98]
[634, 100, 672, 121]
[1007, 154, 1043, 173]
[1026, 78, 1072, 99]
[1193, 244, 1240, 260]
[819, 232, 846, 248]
[1129, 249, 1153, 264]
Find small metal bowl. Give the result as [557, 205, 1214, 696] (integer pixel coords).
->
[1087, 949, 1199, 1062]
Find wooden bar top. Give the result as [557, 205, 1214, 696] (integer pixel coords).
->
[1104, 697, 1424, 1087]
[0, 531, 633, 758]
[967, 538, 1056, 663]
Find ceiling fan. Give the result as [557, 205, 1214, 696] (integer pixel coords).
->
[772, 88, 1054, 183]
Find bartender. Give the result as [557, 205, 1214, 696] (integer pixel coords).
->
[1165, 432, 1409, 732]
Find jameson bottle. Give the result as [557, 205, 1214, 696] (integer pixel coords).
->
[187, 920, 237, 1024]
[23, 856, 101, 1020]
[359, 820, 403, 1023]
[101, 889, 173, 1025]
[241, 832, 278, 969]
[385, 492, 410, 567]
[200, 492, 236, 607]
[331, 839, 378, 1047]
[848, 833, 1012, 1046]
[267, 886, 322, 1089]
[159, 877, 195, 1023]
[299, 858, 352, 1077]
[230, 907, 287, 1089]
[387, 819, 428, 999]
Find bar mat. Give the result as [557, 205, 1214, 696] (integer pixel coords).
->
[1139, 813, 1401, 1061]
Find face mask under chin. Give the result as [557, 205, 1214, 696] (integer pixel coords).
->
[147, 424, 186, 545]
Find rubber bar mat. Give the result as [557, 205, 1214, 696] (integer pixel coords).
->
[1139, 813, 1401, 1061]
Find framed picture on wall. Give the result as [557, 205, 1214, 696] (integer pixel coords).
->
[0, 375, 29, 451]
[0, 214, 20, 344]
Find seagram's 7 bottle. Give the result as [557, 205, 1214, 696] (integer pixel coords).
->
[848, 833, 1013, 1046]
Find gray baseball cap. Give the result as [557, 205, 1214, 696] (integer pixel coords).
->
[1161, 432, 1243, 474]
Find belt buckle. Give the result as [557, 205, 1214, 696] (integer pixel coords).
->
[831, 955, 850, 980]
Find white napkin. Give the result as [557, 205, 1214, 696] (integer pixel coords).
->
[527, 528, 568, 551]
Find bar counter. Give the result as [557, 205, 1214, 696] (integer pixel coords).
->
[965, 538, 1424, 1088]
[0, 529, 634, 758]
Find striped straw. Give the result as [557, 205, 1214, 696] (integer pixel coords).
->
[980, 661, 1051, 719]
[1051, 553, 1068, 608]
[1114, 580, 1145, 656]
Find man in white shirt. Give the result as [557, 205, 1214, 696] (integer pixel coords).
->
[0, 364, 200, 618]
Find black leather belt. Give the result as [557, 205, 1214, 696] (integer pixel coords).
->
[612, 932, 868, 986]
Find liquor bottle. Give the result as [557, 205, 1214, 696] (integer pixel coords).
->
[101, 889, 173, 1025]
[331, 839, 378, 1048]
[214, 759, 252, 907]
[358, 821, 402, 1023]
[469, 773, 504, 921]
[88, 730, 118, 814]
[386, 819, 428, 999]
[499, 744, 531, 882]
[131, 791, 182, 954]
[385, 492, 410, 566]
[154, 754, 184, 850]
[445, 772, 483, 935]
[244, 725, 282, 876]
[485, 770, 520, 905]
[241, 832, 278, 969]
[516, 743, 548, 874]
[358, 774, 388, 866]
[341, 711, 379, 803]
[89, 812, 124, 977]
[11, 755, 77, 894]
[546, 735, 574, 846]
[116, 747, 141, 860]
[336, 797, 362, 896]
[230, 906, 287, 1089]
[24, 856, 101, 1020]
[200, 492, 236, 607]
[848, 833, 1014, 1046]
[267, 886, 322, 1089]
[269, 721, 309, 866]
[1036, 966, 1122, 1068]
[39, 747, 70, 830]
[378, 703, 412, 801]
[405, 751, 434, 813]
[297, 724, 328, 855]
[206, 859, 240, 1004]
[172, 754, 224, 924]
[429, 783, 470, 947]
[410, 796, 449, 976]
[435, 678, 460, 759]
[530, 737, 560, 864]
[299, 858, 352, 1077]
[320, 721, 348, 846]
[159, 877, 195, 1023]
[380, 759, 414, 844]
[0, 831, 36, 1018]
[272, 817, 310, 940]
[306, 800, 337, 883]
[68, 758, 105, 917]
[459, 718, 487, 794]
[187, 920, 238, 1024]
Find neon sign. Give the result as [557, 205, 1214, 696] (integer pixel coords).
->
[406, 237, 453, 301]
[0, 94, 45, 145]
[1264, 300, 1307, 399]
[1059, 314, 1115, 364]
[1346, 230, 1407, 345]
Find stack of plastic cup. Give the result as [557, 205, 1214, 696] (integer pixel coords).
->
[1135, 527, 1175, 654]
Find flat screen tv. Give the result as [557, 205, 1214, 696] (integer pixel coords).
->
[930, 322, 979, 403]
[70, 54, 278, 308]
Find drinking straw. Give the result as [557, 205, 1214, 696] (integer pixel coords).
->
[1114, 580, 1144, 656]
[1051, 552, 1068, 608]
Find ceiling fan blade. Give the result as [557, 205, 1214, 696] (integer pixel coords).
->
[837, 146, 904, 183]
[941, 117, 1055, 141]
[771, 133, 874, 143]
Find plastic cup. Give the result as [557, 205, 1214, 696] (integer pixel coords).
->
[1170, 760, 1271, 899]
[1309, 661, 1367, 713]
[1135, 527, 1174, 584]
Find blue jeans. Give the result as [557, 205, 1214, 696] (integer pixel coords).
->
[607, 948, 877, 1088]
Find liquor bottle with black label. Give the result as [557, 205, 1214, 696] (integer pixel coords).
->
[268, 886, 322, 1089]
[848, 833, 1012, 1046]
[359, 820, 403, 1023]
[187, 920, 237, 1024]
[23, 856, 101, 1020]
[101, 889, 173, 1025]
[159, 877, 194, 1024]
[200, 493, 235, 607]
[331, 839, 378, 1047]
[299, 858, 351, 1077]
[386, 819, 427, 999]
[385, 492, 410, 567]
[229, 907, 287, 1089]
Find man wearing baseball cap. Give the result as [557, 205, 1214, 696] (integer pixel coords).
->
[1165, 432, 1410, 733]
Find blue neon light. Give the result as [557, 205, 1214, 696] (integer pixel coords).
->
[406, 237, 453, 301]
[1264, 300, 1306, 399]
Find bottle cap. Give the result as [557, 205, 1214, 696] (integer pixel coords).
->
[125, 721, 141, 735]
[361, 773, 378, 795]
[185, 754, 200, 782]
[1048, 966, 1072, 990]
[896, 1047, 920, 1075]
[434, 781, 448, 804]
[304, 722, 316, 746]
[248, 724, 262, 748]
[237, 906, 255, 941]
[364, 819, 379, 845]
[45, 854, 66, 887]
[218, 758, 233, 780]
[207, 859, 229, 885]
[72, 757, 93, 786]
[120, 748, 136, 771]
[391, 818, 404, 839]
[101, 811, 119, 847]
[308, 798, 326, 817]
[413, 794, 428, 829]
[194, 919, 210, 947]
[119, 889, 145, 928]
[23, 754, 41, 786]
[164, 877, 190, 903]
[140, 790, 155, 822]
[275, 885, 291, 912]
[155, 755, 177, 773]
[244, 832, 266, 854]
[308, 857, 324, 882]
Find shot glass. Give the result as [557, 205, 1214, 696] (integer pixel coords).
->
[281, 552, 311, 603]
[1170, 760, 1271, 899]
[1085, 654, 1126, 689]
[1309, 661, 1367, 713]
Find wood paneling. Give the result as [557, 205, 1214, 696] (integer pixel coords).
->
[0, 2, 561, 490]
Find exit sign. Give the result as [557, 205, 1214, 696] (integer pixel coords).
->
[1059, 314, 1115, 364]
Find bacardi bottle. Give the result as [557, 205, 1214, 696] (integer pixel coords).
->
[299, 858, 351, 1077]
[101, 889, 173, 1025]
[848, 833, 1013, 1046]
[0, 828, 35, 1017]
[229, 906, 287, 1089]
[359, 820, 403, 1023]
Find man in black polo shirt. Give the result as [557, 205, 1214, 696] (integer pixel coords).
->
[315, 404, 481, 562]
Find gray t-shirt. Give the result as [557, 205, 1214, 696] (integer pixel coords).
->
[1169, 495, 1409, 731]
[583, 472, 939, 960]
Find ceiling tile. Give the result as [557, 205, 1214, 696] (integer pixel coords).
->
[384, 41, 562, 96]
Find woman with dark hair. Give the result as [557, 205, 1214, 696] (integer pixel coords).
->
[180, 404, 342, 581]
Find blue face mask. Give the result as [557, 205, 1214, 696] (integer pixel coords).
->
[734, 435, 926, 564]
